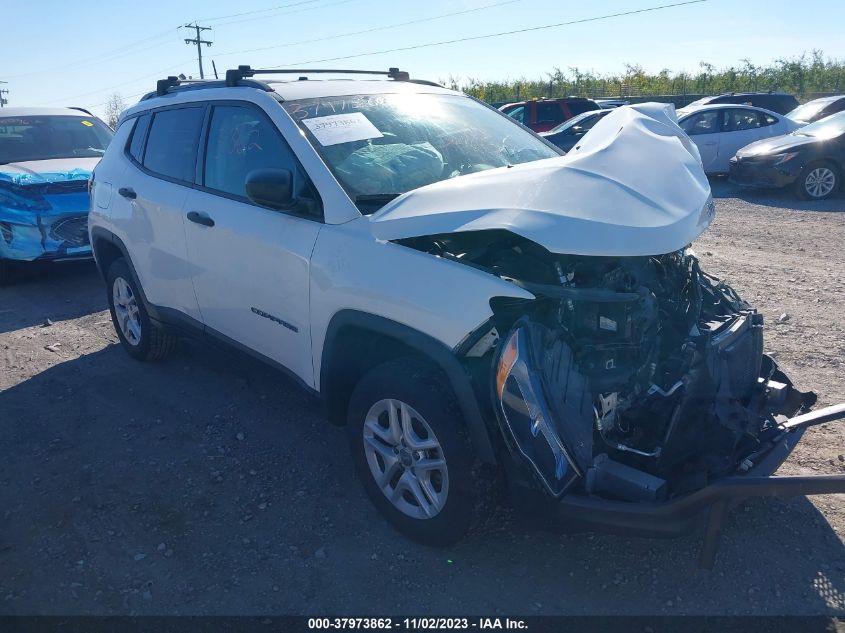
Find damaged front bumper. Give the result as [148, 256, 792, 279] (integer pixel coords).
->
[554, 404, 845, 568]
[0, 212, 92, 261]
[0, 171, 91, 261]
[494, 317, 845, 567]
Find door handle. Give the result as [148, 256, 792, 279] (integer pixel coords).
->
[187, 211, 215, 227]
[118, 187, 136, 199]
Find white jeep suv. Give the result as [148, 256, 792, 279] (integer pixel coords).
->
[89, 66, 844, 563]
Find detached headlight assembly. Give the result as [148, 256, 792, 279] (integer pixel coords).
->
[495, 324, 579, 496]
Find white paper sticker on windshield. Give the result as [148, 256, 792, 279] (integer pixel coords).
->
[302, 112, 383, 147]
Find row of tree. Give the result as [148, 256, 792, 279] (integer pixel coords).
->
[439, 51, 845, 104]
[101, 52, 844, 125]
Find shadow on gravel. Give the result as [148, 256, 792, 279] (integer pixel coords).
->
[1, 340, 844, 615]
[0, 259, 103, 334]
[709, 177, 845, 213]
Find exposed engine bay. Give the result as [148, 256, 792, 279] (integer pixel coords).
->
[398, 230, 816, 502]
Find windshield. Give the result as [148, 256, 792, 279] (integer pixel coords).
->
[0, 115, 113, 164]
[786, 100, 833, 122]
[283, 93, 560, 213]
[794, 111, 845, 138]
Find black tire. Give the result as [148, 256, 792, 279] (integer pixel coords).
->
[106, 258, 176, 361]
[346, 357, 487, 545]
[795, 160, 839, 200]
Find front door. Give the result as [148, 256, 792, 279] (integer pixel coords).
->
[681, 109, 721, 173]
[183, 103, 323, 385]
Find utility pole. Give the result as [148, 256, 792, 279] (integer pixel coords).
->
[0, 81, 8, 108]
[183, 23, 212, 79]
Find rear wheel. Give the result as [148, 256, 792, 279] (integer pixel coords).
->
[346, 357, 486, 544]
[796, 161, 839, 200]
[106, 258, 176, 361]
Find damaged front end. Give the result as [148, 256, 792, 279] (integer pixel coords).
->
[0, 170, 93, 262]
[489, 248, 817, 501]
[400, 229, 845, 566]
[378, 103, 844, 565]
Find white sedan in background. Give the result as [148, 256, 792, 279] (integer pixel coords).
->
[677, 104, 802, 174]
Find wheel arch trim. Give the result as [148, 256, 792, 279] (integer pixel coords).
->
[320, 309, 497, 464]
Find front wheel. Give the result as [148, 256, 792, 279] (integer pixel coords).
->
[796, 161, 839, 200]
[106, 258, 176, 361]
[346, 357, 486, 545]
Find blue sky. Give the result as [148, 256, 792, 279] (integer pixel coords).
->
[2, 0, 843, 118]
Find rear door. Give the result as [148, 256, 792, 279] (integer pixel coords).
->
[716, 108, 765, 171]
[183, 102, 323, 384]
[115, 106, 204, 320]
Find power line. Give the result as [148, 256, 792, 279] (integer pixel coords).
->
[43, 60, 195, 106]
[184, 23, 213, 79]
[212, 0, 520, 60]
[199, 0, 324, 23]
[269, 0, 712, 69]
[25, 0, 348, 108]
[210, 0, 358, 28]
[1, 28, 180, 81]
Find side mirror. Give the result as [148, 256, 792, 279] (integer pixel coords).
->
[245, 168, 294, 210]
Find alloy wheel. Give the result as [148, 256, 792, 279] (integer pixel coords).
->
[362, 398, 449, 520]
[804, 167, 836, 198]
[112, 277, 142, 346]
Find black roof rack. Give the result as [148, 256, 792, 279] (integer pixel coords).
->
[224, 65, 410, 87]
[146, 65, 433, 100]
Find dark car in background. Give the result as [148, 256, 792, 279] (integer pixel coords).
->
[729, 111, 845, 199]
[786, 95, 845, 124]
[686, 92, 799, 115]
[0, 107, 113, 283]
[500, 97, 601, 132]
[595, 99, 630, 109]
[540, 109, 612, 151]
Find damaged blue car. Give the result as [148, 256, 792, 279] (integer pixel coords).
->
[0, 107, 113, 282]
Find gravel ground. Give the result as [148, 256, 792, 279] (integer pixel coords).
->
[1, 180, 844, 616]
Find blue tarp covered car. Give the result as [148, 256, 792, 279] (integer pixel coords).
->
[0, 108, 112, 280]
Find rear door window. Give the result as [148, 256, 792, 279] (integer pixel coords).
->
[537, 102, 563, 125]
[567, 100, 599, 116]
[143, 107, 205, 183]
[759, 112, 778, 127]
[723, 109, 762, 132]
[127, 114, 151, 163]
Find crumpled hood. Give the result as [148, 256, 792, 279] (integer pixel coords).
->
[369, 103, 714, 257]
[0, 157, 98, 186]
